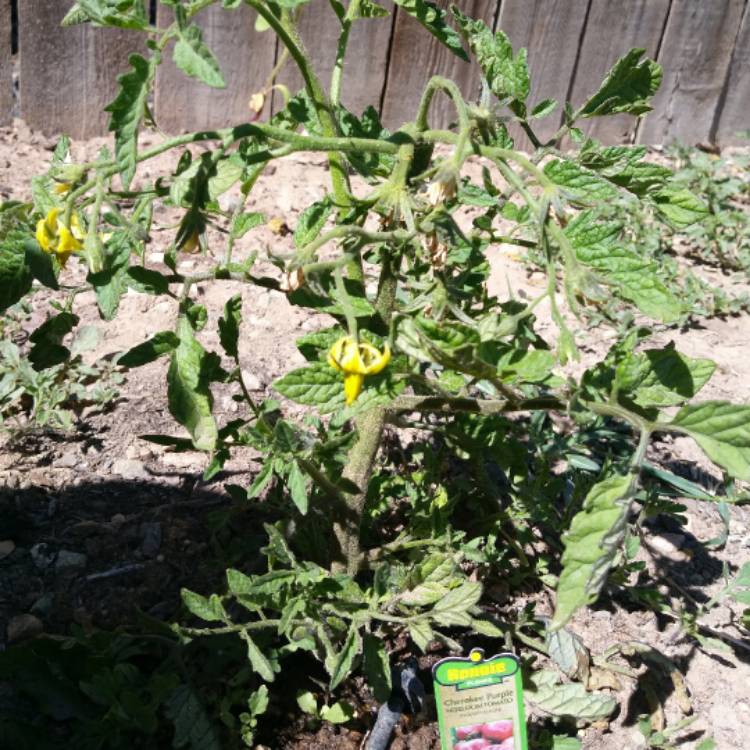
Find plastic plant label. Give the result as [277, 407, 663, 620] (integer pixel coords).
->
[433, 648, 528, 750]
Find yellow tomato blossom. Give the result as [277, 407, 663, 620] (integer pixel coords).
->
[35, 208, 84, 267]
[327, 336, 391, 405]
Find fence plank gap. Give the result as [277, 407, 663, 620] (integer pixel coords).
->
[567, 0, 671, 146]
[381, 0, 495, 131]
[638, 0, 746, 145]
[714, 0, 750, 146]
[19, 1, 141, 138]
[271, 2, 392, 119]
[155, 3, 276, 134]
[496, 0, 590, 150]
[1, 0, 11, 126]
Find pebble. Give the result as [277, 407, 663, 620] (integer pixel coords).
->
[7, 614, 43, 643]
[241, 370, 263, 390]
[31, 593, 54, 618]
[0, 540, 15, 559]
[649, 533, 689, 561]
[140, 522, 162, 558]
[55, 550, 88, 573]
[112, 458, 150, 481]
[57, 452, 80, 469]
[30, 542, 57, 570]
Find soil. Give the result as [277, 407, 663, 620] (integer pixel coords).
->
[1, 118, 750, 750]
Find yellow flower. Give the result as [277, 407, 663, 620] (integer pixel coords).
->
[327, 336, 391, 405]
[53, 182, 72, 195]
[35, 208, 84, 267]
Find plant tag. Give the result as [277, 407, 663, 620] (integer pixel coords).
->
[433, 648, 527, 750]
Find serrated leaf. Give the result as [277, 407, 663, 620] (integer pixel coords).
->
[239, 631, 275, 682]
[431, 581, 482, 627]
[653, 187, 710, 228]
[526, 670, 617, 721]
[173, 24, 226, 88]
[0, 235, 32, 313]
[471, 618, 504, 637]
[408, 620, 434, 652]
[565, 211, 681, 322]
[218, 294, 242, 359]
[273, 362, 344, 412]
[329, 626, 361, 690]
[105, 53, 155, 189]
[363, 634, 391, 703]
[88, 234, 132, 320]
[579, 48, 662, 118]
[400, 581, 450, 607]
[231, 211, 264, 239]
[546, 627, 590, 679]
[551, 474, 632, 630]
[294, 197, 333, 249]
[393, 0, 468, 61]
[357, 0, 389, 18]
[616, 346, 715, 408]
[168, 317, 218, 452]
[452, 7, 528, 101]
[181, 589, 226, 622]
[165, 684, 221, 750]
[287, 461, 309, 515]
[671, 402, 750, 482]
[544, 159, 618, 202]
[531, 98, 557, 119]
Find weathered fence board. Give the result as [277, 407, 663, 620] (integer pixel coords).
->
[19, 1, 140, 138]
[496, 0, 590, 148]
[381, 0, 496, 130]
[638, 0, 746, 145]
[716, 1, 750, 146]
[273, 1, 392, 118]
[568, 0, 671, 145]
[155, 3, 277, 133]
[0, 0, 11, 126]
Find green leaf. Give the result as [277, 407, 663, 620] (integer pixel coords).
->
[579, 48, 662, 118]
[551, 474, 632, 630]
[653, 187, 710, 228]
[105, 53, 155, 189]
[24, 238, 59, 290]
[565, 211, 682, 323]
[393, 0, 468, 61]
[357, 0, 389, 18]
[87, 234, 131, 320]
[239, 631, 276, 682]
[431, 581, 482, 627]
[287, 461, 309, 515]
[231, 211, 265, 239]
[408, 621, 434, 652]
[0, 235, 32, 313]
[544, 159, 618, 202]
[526, 670, 616, 721]
[273, 362, 344, 412]
[126, 266, 171, 295]
[165, 684, 222, 750]
[531, 98, 557, 119]
[363, 634, 391, 703]
[452, 7, 529, 101]
[173, 24, 226, 88]
[167, 317, 219, 452]
[320, 701, 355, 724]
[329, 626, 361, 690]
[29, 312, 78, 370]
[616, 346, 715, 408]
[218, 293, 242, 360]
[546, 627, 589, 679]
[181, 589, 226, 622]
[66, 0, 150, 30]
[119, 331, 180, 367]
[296, 690, 318, 715]
[671, 402, 750, 482]
[294, 197, 333, 249]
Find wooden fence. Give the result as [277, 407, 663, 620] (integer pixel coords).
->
[1, 0, 748, 146]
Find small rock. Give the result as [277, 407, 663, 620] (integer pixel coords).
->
[31, 593, 54, 617]
[0, 540, 15, 559]
[112, 459, 150, 481]
[140, 522, 162, 558]
[55, 550, 88, 573]
[7, 614, 43, 643]
[241, 370, 263, 391]
[30, 542, 57, 571]
[57, 452, 79, 469]
[649, 533, 689, 561]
